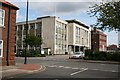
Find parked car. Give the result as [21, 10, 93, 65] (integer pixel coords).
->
[69, 51, 85, 59]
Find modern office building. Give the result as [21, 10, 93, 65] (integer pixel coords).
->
[16, 16, 91, 55]
[118, 31, 120, 48]
[66, 20, 91, 52]
[0, 0, 19, 65]
[16, 16, 68, 55]
[91, 27, 107, 51]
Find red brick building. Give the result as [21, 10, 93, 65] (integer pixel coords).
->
[91, 27, 107, 51]
[0, 0, 19, 66]
[107, 44, 117, 52]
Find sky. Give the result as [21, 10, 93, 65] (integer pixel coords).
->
[6, 0, 119, 46]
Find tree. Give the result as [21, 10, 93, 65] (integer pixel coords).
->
[24, 34, 36, 48]
[34, 35, 42, 54]
[24, 34, 42, 52]
[88, 1, 120, 31]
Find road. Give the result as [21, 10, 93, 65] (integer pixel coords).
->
[6, 55, 120, 79]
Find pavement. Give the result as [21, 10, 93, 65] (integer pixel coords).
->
[0, 63, 44, 79]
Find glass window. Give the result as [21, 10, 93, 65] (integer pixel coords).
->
[0, 9, 5, 26]
[30, 23, 35, 30]
[0, 40, 3, 57]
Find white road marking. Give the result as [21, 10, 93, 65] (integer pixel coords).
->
[72, 68, 79, 70]
[58, 66, 64, 68]
[70, 68, 88, 76]
[48, 65, 118, 73]
[49, 65, 57, 67]
[64, 66, 71, 69]
[111, 70, 118, 72]
[91, 69, 118, 72]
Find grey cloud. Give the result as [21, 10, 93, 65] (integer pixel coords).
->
[29, 2, 98, 15]
[6, 0, 99, 15]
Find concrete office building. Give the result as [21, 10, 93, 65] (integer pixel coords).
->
[16, 16, 91, 55]
[16, 16, 68, 55]
[67, 20, 91, 52]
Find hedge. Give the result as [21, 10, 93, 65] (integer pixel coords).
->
[85, 49, 120, 62]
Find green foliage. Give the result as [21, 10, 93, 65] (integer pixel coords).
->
[23, 34, 42, 47]
[20, 49, 34, 57]
[88, 1, 120, 31]
[85, 50, 120, 61]
[17, 50, 46, 57]
[23, 33, 42, 56]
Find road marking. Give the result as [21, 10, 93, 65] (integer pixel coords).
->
[91, 69, 118, 72]
[58, 66, 64, 68]
[72, 68, 79, 70]
[64, 66, 71, 69]
[70, 68, 88, 76]
[111, 70, 118, 72]
[49, 65, 57, 67]
[27, 65, 45, 73]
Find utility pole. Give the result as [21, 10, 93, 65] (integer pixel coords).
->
[24, 0, 29, 64]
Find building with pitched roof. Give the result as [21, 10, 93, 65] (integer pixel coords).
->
[0, 0, 19, 66]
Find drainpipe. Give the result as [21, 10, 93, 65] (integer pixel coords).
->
[6, 6, 11, 66]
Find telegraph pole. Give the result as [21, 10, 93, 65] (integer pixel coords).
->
[24, 0, 29, 64]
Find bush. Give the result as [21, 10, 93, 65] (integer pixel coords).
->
[40, 54, 46, 57]
[20, 49, 31, 57]
[109, 52, 120, 61]
[16, 49, 46, 57]
[84, 50, 120, 62]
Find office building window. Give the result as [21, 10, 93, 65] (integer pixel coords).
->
[30, 23, 35, 30]
[0, 9, 5, 26]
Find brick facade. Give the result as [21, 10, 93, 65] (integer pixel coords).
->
[0, 0, 19, 66]
[107, 44, 117, 50]
[91, 27, 107, 51]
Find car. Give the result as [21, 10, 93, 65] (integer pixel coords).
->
[69, 51, 85, 59]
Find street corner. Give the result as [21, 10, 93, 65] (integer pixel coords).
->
[18, 64, 46, 73]
[1, 64, 46, 80]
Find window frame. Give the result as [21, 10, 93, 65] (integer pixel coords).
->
[0, 9, 5, 27]
[0, 40, 3, 57]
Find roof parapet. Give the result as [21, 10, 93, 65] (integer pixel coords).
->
[66, 19, 89, 29]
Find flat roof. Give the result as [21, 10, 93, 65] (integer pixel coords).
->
[37, 16, 56, 20]
[66, 19, 89, 29]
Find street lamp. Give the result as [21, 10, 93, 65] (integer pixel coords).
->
[24, 0, 29, 64]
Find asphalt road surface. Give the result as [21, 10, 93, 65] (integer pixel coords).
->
[5, 55, 120, 80]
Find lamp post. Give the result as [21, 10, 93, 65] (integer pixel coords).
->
[24, 0, 29, 64]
